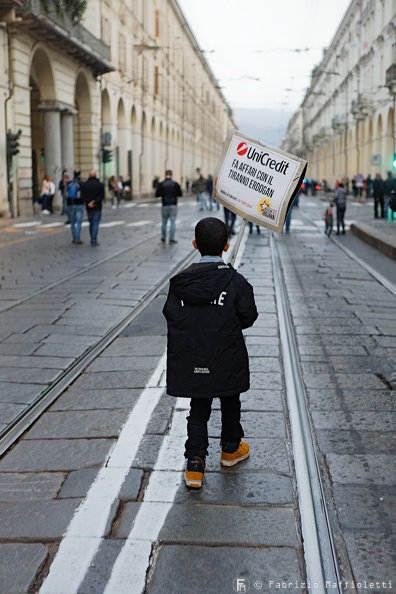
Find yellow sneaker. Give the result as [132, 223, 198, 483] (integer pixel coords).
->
[184, 456, 206, 488]
[220, 441, 250, 467]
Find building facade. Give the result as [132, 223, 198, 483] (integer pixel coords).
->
[282, 0, 396, 190]
[0, 0, 235, 217]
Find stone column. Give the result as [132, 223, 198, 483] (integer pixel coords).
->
[61, 110, 75, 175]
[38, 101, 62, 206]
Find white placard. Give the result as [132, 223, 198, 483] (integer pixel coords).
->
[213, 131, 307, 234]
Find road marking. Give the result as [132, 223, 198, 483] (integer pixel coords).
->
[100, 221, 126, 228]
[12, 221, 42, 228]
[125, 220, 153, 227]
[39, 354, 167, 594]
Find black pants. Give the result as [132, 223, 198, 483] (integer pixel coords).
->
[374, 196, 384, 218]
[336, 205, 346, 232]
[184, 394, 244, 459]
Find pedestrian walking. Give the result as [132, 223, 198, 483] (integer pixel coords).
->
[194, 172, 209, 210]
[162, 217, 258, 489]
[365, 174, 373, 199]
[334, 182, 347, 234]
[67, 170, 84, 244]
[324, 201, 334, 237]
[383, 171, 396, 221]
[372, 173, 384, 219]
[80, 170, 105, 246]
[155, 169, 182, 244]
[59, 172, 70, 223]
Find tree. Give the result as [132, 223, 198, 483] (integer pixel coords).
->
[22, 0, 88, 24]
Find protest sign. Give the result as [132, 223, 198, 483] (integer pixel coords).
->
[213, 131, 307, 234]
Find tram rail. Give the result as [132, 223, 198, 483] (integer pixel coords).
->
[0, 242, 198, 457]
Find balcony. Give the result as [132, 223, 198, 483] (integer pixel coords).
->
[332, 114, 347, 131]
[13, 0, 114, 76]
[386, 64, 396, 94]
[351, 94, 372, 120]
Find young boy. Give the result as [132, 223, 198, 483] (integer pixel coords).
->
[324, 201, 334, 237]
[162, 217, 258, 488]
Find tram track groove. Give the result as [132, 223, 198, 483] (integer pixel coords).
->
[271, 233, 343, 594]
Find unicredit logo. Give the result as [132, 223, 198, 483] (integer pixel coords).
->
[237, 142, 248, 156]
[236, 142, 290, 175]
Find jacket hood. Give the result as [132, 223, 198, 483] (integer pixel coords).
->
[170, 263, 237, 305]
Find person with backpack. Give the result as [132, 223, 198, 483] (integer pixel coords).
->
[67, 170, 84, 244]
[80, 170, 105, 246]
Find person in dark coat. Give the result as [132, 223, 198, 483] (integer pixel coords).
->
[163, 217, 258, 488]
[80, 170, 105, 246]
[155, 169, 182, 243]
[333, 182, 348, 234]
[372, 173, 384, 219]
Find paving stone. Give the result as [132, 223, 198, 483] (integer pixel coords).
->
[103, 335, 166, 356]
[0, 499, 81, 539]
[241, 389, 284, 411]
[134, 434, 165, 469]
[250, 372, 283, 390]
[0, 543, 48, 594]
[0, 343, 39, 356]
[311, 411, 395, 432]
[159, 505, 299, 547]
[86, 355, 162, 372]
[0, 438, 114, 472]
[73, 369, 154, 390]
[333, 484, 396, 532]
[209, 411, 286, 440]
[343, 533, 396, 585]
[50, 388, 141, 411]
[0, 402, 29, 423]
[175, 471, 293, 505]
[34, 342, 88, 357]
[245, 335, 278, 346]
[0, 366, 62, 384]
[306, 389, 396, 411]
[24, 409, 129, 439]
[0, 354, 74, 369]
[317, 430, 396, 455]
[43, 332, 95, 345]
[146, 399, 174, 435]
[58, 468, 100, 498]
[303, 373, 385, 390]
[326, 454, 396, 486]
[248, 357, 282, 373]
[78, 539, 126, 594]
[149, 545, 302, 594]
[0, 472, 65, 501]
[329, 356, 395, 374]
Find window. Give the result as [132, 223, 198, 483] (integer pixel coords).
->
[155, 9, 160, 38]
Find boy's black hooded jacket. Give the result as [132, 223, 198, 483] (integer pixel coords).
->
[163, 262, 258, 398]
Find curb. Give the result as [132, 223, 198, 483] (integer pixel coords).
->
[350, 222, 396, 261]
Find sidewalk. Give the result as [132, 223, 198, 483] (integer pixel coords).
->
[350, 217, 396, 261]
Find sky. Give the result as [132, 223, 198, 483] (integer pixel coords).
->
[177, 0, 351, 114]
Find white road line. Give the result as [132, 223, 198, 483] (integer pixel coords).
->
[100, 221, 126, 228]
[12, 221, 41, 228]
[104, 400, 187, 594]
[125, 220, 153, 227]
[39, 353, 167, 594]
[35, 222, 65, 228]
